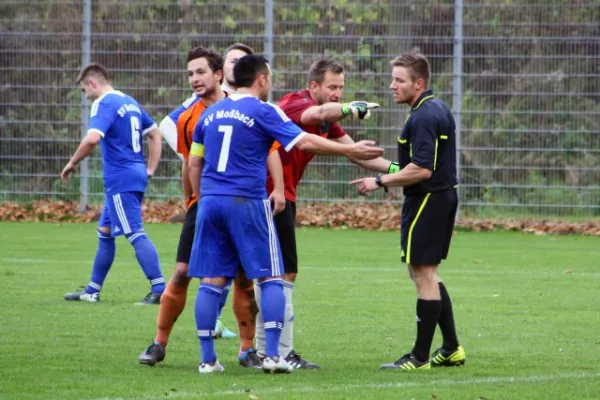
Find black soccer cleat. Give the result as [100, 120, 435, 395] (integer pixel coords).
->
[238, 348, 263, 369]
[64, 289, 99, 302]
[284, 350, 321, 369]
[380, 353, 431, 370]
[136, 292, 161, 305]
[430, 345, 466, 367]
[139, 342, 166, 366]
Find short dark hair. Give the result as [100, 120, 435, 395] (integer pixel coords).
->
[307, 59, 344, 86]
[390, 51, 430, 87]
[76, 62, 110, 84]
[224, 42, 254, 57]
[187, 46, 224, 73]
[233, 54, 270, 88]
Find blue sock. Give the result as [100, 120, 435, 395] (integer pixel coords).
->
[128, 231, 165, 294]
[259, 279, 285, 358]
[217, 278, 233, 318]
[196, 283, 223, 364]
[86, 229, 115, 294]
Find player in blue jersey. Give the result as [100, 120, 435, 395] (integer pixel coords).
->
[187, 54, 384, 373]
[61, 63, 166, 305]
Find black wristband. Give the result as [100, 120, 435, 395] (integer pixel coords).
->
[375, 175, 388, 192]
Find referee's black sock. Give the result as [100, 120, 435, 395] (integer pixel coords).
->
[411, 299, 442, 363]
[438, 282, 459, 350]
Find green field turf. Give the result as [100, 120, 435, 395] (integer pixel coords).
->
[1, 222, 599, 400]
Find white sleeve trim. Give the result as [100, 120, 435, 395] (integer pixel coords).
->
[142, 123, 157, 136]
[159, 117, 183, 160]
[284, 131, 307, 152]
[87, 128, 105, 138]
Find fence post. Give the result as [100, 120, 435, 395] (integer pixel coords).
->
[452, 0, 463, 219]
[264, 0, 274, 102]
[79, 0, 92, 212]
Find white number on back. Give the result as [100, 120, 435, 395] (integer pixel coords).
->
[131, 116, 141, 153]
[217, 125, 233, 172]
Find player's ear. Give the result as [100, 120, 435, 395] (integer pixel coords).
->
[415, 77, 425, 91]
[215, 69, 223, 83]
[258, 73, 267, 87]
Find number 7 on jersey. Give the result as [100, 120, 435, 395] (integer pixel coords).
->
[217, 125, 233, 172]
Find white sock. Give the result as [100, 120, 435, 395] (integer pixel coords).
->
[279, 281, 294, 358]
[254, 282, 266, 355]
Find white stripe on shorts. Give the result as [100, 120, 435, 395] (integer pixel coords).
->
[262, 199, 281, 277]
[112, 194, 132, 234]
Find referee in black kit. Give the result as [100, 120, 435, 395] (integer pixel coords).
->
[351, 51, 465, 371]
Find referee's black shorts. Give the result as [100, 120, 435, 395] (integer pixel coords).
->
[175, 202, 197, 264]
[400, 188, 458, 266]
[273, 200, 298, 274]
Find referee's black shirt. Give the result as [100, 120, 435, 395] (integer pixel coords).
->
[397, 89, 458, 196]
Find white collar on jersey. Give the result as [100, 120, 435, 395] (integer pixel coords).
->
[228, 93, 255, 101]
[92, 90, 125, 105]
[221, 83, 236, 94]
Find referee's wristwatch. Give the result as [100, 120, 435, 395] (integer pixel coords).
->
[375, 175, 388, 192]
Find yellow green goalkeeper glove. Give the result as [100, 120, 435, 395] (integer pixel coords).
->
[341, 101, 380, 120]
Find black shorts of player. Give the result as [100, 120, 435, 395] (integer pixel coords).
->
[175, 201, 197, 264]
[400, 188, 458, 266]
[273, 200, 298, 274]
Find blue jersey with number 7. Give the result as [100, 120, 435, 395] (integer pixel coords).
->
[87, 90, 156, 194]
[191, 93, 306, 199]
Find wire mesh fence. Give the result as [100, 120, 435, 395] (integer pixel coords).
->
[1, 0, 599, 219]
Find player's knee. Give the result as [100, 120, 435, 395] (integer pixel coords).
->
[283, 272, 297, 283]
[235, 271, 253, 290]
[96, 228, 114, 240]
[172, 262, 190, 285]
[410, 265, 438, 287]
[202, 277, 228, 287]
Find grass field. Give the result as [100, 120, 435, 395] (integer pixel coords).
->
[1, 222, 599, 400]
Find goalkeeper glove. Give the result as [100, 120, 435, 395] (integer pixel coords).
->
[341, 101, 380, 120]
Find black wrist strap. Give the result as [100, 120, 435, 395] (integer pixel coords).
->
[376, 175, 388, 193]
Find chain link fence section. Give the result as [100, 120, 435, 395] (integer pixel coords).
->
[1, 0, 598, 219]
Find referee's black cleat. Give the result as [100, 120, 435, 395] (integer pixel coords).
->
[430, 345, 466, 367]
[285, 350, 321, 369]
[139, 342, 166, 366]
[380, 353, 431, 370]
[136, 292, 161, 305]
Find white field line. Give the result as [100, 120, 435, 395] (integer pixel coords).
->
[88, 371, 600, 400]
[3, 258, 600, 277]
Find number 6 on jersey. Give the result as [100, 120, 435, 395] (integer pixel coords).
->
[217, 125, 233, 172]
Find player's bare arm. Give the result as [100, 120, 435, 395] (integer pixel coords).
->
[267, 150, 286, 215]
[299, 101, 380, 126]
[145, 127, 162, 178]
[188, 143, 203, 200]
[295, 133, 384, 160]
[331, 134, 394, 173]
[350, 162, 432, 195]
[181, 161, 193, 201]
[299, 103, 346, 125]
[60, 132, 102, 183]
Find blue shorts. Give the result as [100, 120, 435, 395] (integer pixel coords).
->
[98, 191, 145, 237]
[188, 195, 284, 280]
